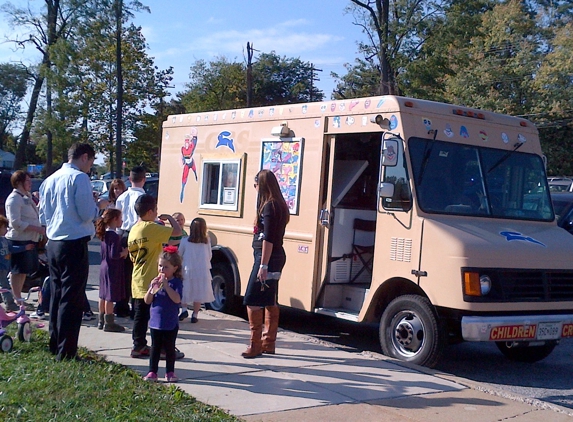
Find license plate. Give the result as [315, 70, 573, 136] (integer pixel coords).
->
[537, 322, 560, 340]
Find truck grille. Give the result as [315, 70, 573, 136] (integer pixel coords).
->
[499, 270, 573, 301]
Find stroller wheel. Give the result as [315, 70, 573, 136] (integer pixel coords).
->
[1, 334, 13, 352]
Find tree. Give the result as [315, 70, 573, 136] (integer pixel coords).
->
[0, 0, 86, 169]
[332, 58, 386, 99]
[251, 52, 324, 105]
[346, 0, 449, 95]
[0, 63, 29, 150]
[179, 52, 325, 113]
[441, 0, 540, 116]
[179, 57, 246, 113]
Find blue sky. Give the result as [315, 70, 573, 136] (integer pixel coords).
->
[0, 0, 367, 99]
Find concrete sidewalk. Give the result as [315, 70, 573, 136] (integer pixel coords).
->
[73, 288, 572, 421]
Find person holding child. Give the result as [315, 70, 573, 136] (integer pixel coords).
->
[178, 217, 214, 323]
[143, 246, 183, 382]
[96, 208, 128, 332]
[242, 169, 289, 358]
[127, 194, 182, 359]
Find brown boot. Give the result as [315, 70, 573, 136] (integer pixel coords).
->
[242, 307, 263, 358]
[103, 314, 126, 332]
[262, 305, 280, 354]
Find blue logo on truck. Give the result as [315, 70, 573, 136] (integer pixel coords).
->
[500, 231, 545, 247]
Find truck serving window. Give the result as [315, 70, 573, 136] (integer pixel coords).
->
[408, 137, 553, 221]
[200, 159, 240, 211]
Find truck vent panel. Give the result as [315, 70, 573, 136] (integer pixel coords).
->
[390, 238, 412, 262]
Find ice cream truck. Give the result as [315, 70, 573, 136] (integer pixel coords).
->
[158, 95, 573, 367]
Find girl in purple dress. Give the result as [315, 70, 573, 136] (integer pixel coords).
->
[95, 208, 128, 332]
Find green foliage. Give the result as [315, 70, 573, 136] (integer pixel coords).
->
[0, 326, 239, 421]
[251, 52, 324, 105]
[180, 57, 246, 113]
[0, 62, 29, 150]
[179, 51, 324, 113]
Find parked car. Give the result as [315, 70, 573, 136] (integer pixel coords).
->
[551, 192, 573, 234]
[91, 179, 111, 196]
[548, 179, 573, 192]
[98, 177, 158, 201]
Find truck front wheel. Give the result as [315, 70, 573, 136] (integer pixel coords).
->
[207, 262, 238, 314]
[379, 295, 445, 368]
[495, 341, 557, 363]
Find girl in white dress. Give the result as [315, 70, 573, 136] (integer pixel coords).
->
[178, 218, 214, 323]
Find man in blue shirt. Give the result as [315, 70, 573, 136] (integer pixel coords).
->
[39, 143, 108, 361]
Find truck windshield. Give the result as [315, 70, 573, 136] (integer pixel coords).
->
[408, 137, 554, 221]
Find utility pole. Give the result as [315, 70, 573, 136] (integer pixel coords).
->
[246, 42, 254, 107]
[115, 0, 123, 177]
[310, 63, 322, 102]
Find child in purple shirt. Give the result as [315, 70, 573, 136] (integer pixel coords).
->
[143, 246, 183, 383]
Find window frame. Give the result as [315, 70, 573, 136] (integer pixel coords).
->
[198, 154, 246, 217]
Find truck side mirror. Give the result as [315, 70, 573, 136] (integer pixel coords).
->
[379, 182, 395, 198]
[381, 139, 399, 167]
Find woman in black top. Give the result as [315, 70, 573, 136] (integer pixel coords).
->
[242, 169, 289, 358]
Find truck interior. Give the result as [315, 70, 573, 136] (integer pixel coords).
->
[316, 132, 382, 320]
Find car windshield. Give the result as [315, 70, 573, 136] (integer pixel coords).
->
[408, 137, 553, 221]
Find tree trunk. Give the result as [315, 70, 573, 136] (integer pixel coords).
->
[115, 0, 123, 177]
[14, 74, 44, 170]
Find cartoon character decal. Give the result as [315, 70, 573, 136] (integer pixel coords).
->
[423, 117, 432, 131]
[389, 115, 398, 130]
[180, 128, 198, 202]
[216, 131, 235, 152]
[460, 126, 470, 138]
[444, 123, 454, 138]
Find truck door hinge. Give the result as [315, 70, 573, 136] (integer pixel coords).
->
[411, 270, 427, 277]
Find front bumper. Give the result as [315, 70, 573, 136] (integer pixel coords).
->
[462, 315, 573, 342]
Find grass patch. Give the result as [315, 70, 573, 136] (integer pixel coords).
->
[0, 325, 241, 421]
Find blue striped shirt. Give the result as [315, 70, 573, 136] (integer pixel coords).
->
[39, 163, 99, 241]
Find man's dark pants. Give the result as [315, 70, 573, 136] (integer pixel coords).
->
[47, 236, 90, 360]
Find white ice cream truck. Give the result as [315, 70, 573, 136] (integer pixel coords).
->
[157, 95, 573, 367]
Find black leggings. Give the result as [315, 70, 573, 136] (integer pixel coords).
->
[149, 327, 179, 374]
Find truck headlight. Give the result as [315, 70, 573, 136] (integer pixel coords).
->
[479, 275, 492, 295]
[463, 271, 492, 296]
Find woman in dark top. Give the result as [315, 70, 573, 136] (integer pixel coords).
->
[242, 169, 289, 358]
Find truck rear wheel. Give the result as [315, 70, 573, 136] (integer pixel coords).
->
[207, 262, 238, 314]
[379, 295, 445, 368]
[495, 341, 557, 363]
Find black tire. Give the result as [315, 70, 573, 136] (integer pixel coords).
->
[207, 262, 238, 313]
[379, 295, 445, 368]
[0, 334, 13, 352]
[495, 341, 557, 363]
[18, 321, 32, 342]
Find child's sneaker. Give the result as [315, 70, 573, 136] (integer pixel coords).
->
[143, 372, 158, 382]
[165, 372, 179, 383]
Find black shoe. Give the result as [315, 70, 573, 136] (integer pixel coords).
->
[160, 347, 185, 360]
[178, 310, 188, 321]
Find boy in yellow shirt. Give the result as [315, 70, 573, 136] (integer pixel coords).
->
[128, 194, 182, 358]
